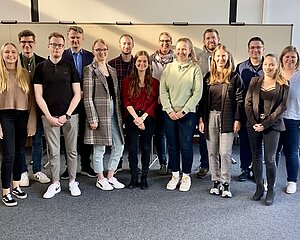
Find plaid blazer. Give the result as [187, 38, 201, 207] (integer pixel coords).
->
[83, 60, 124, 145]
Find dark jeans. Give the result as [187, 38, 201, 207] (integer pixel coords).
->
[154, 106, 167, 165]
[163, 112, 196, 174]
[277, 119, 300, 182]
[32, 117, 44, 173]
[198, 132, 209, 169]
[125, 116, 156, 176]
[239, 124, 252, 170]
[248, 127, 279, 191]
[0, 110, 28, 189]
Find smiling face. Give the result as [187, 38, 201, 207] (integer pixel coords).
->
[2, 44, 18, 67]
[93, 41, 108, 63]
[213, 48, 229, 71]
[135, 54, 148, 72]
[159, 33, 172, 55]
[176, 41, 191, 63]
[68, 29, 84, 52]
[119, 36, 134, 55]
[248, 40, 264, 61]
[203, 31, 220, 52]
[263, 55, 278, 78]
[282, 51, 298, 70]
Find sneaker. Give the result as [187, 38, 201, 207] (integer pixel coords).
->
[166, 176, 180, 190]
[159, 164, 167, 175]
[80, 167, 97, 178]
[210, 181, 221, 195]
[221, 182, 232, 198]
[2, 193, 17, 207]
[238, 169, 250, 182]
[179, 175, 191, 192]
[43, 183, 61, 199]
[20, 172, 29, 187]
[197, 167, 209, 178]
[12, 187, 27, 199]
[286, 181, 297, 194]
[61, 169, 69, 180]
[96, 178, 113, 191]
[69, 181, 81, 197]
[33, 172, 51, 184]
[108, 177, 125, 189]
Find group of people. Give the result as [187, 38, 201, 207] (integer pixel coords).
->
[0, 26, 299, 207]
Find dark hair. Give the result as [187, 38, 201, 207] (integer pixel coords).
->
[67, 26, 84, 34]
[129, 50, 152, 98]
[203, 28, 219, 40]
[247, 36, 264, 48]
[18, 30, 36, 41]
[119, 34, 134, 43]
[48, 32, 65, 42]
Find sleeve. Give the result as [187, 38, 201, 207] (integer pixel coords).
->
[25, 70, 37, 135]
[233, 73, 245, 121]
[144, 78, 159, 118]
[122, 77, 131, 109]
[159, 65, 173, 113]
[32, 62, 43, 85]
[70, 63, 80, 84]
[245, 78, 257, 127]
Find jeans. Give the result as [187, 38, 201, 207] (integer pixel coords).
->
[42, 114, 79, 182]
[280, 119, 300, 182]
[125, 115, 156, 176]
[206, 111, 234, 183]
[0, 110, 28, 189]
[93, 115, 124, 173]
[248, 127, 279, 191]
[154, 106, 167, 165]
[163, 112, 196, 174]
[239, 124, 252, 170]
[31, 117, 44, 173]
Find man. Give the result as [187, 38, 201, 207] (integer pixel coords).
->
[108, 33, 135, 171]
[18, 30, 50, 186]
[61, 26, 96, 179]
[236, 36, 265, 181]
[33, 32, 81, 198]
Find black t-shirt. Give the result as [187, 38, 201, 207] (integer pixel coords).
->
[210, 83, 223, 111]
[33, 58, 80, 116]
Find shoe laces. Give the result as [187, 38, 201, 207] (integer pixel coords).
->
[5, 193, 13, 200]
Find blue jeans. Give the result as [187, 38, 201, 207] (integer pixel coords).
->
[163, 112, 196, 174]
[0, 110, 28, 189]
[239, 124, 252, 170]
[31, 117, 44, 173]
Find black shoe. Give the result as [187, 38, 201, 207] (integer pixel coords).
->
[159, 164, 167, 175]
[141, 176, 148, 190]
[81, 167, 97, 178]
[61, 169, 69, 180]
[265, 190, 275, 206]
[253, 184, 264, 201]
[238, 169, 250, 182]
[12, 187, 27, 199]
[2, 193, 17, 207]
[128, 176, 138, 189]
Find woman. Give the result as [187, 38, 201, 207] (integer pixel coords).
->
[199, 44, 244, 198]
[160, 38, 202, 192]
[245, 53, 289, 206]
[0, 42, 36, 207]
[83, 39, 125, 191]
[149, 32, 174, 175]
[276, 46, 300, 194]
[122, 50, 159, 190]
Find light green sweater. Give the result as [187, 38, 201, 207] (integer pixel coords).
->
[160, 59, 203, 113]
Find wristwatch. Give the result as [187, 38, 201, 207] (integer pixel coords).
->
[182, 111, 186, 115]
[66, 114, 72, 120]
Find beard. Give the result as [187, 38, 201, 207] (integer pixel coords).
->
[122, 50, 131, 55]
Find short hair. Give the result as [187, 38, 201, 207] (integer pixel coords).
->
[119, 34, 134, 43]
[279, 45, 299, 70]
[203, 28, 219, 40]
[92, 38, 108, 50]
[247, 37, 264, 48]
[48, 32, 65, 42]
[18, 30, 36, 41]
[158, 32, 172, 43]
[67, 26, 84, 34]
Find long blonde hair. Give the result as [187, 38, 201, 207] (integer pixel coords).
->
[208, 44, 232, 85]
[0, 42, 29, 93]
[265, 53, 288, 86]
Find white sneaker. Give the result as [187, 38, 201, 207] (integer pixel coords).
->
[20, 172, 29, 187]
[221, 182, 232, 198]
[33, 172, 51, 184]
[286, 181, 297, 194]
[108, 177, 125, 189]
[166, 176, 180, 190]
[179, 175, 191, 192]
[69, 181, 81, 197]
[96, 178, 113, 191]
[43, 183, 61, 199]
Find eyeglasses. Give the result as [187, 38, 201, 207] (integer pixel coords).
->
[49, 43, 64, 49]
[94, 48, 108, 52]
[159, 40, 171, 43]
[249, 46, 263, 50]
[20, 41, 35, 44]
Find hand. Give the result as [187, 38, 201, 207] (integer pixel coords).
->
[168, 111, 179, 120]
[233, 121, 241, 134]
[133, 117, 144, 126]
[253, 123, 264, 132]
[138, 122, 145, 130]
[175, 111, 185, 119]
[198, 122, 205, 134]
[89, 122, 98, 130]
[46, 115, 64, 127]
[58, 115, 68, 125]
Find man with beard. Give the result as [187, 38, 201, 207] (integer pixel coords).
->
[108, 34, 135, 171]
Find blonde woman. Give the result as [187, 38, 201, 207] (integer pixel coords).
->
[245, 53, 289, 205]
[0, 43, 36, 207]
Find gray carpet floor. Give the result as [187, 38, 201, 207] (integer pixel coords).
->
[1, 145, 300, 240]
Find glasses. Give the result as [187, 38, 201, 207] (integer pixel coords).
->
[49, 43, 64, 49]
[159, 39, 171, 43]
[20, 41, 35, 44]
[249, 46, 263, 50]
[94, 48, 108, 52]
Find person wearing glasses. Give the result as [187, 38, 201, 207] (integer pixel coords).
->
[83, 39, 125, 191]
[236, 37, 265, 182]
[149, 32, 174, 175]
[61, 26, 96, 180]
[33, 32, 82, 199]
[17, 29, 50, 187]
[0, 42, 36, 207]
